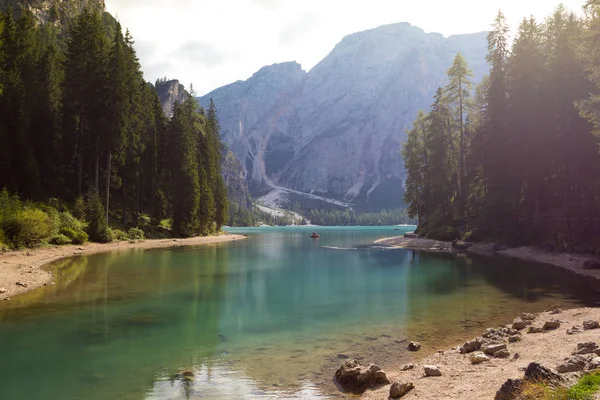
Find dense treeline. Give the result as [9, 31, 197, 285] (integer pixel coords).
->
[404, 2, 600, 251]
[0, 6, 227, 247]
[288, 203, 414, 226]
[227, 203, 303, 227]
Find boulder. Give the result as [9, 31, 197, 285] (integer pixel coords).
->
[524, 362, 564, 385]
[423, 365, 442, 377]
[583, 259, 600, 270]
[588, 357, 600, 370]
[574, 342, 599, 355]
[407, 341, 421, 352]
[460, 338, 483, 354]
[390, 381, 415, 398]
[508, 335, 521, 343]
[0, 288, 6, 294]
[512, 319, 528, 330]
[469, 351, 490, 364]
[583, 320, 599, 330]
[494, 349, 511, 358]
[452, 240, 472, 250]
[543, 319, 561, 330]
[521, 313, 536, 321]
[527, 326, 543, 334]
[494, 378, 523, 400]
[567, 326, 582, 335]
[334, 360, 390, 393]
[483, 343, 507, 356]
[404, 232, 418, 239]
[400, 364, 415, 371]
[556, 356, 587, 373]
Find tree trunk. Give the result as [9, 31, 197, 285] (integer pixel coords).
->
[77, 115, 84, 195]
[95, 136, 100, 193]
[105, 152, 111, 225]
[459, 75, 466, 223]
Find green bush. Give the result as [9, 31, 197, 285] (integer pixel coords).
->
[85, 193, 111, 243]
[50, 234, 72, 245]
[111, 229, 128, 241]
[73, 196, 86, 221]
[2, 208, 55, 248]
[127, 227, 145, 240]
[71, 231, 88, 245]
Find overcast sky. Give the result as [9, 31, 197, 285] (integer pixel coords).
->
[105, 0, 587, 96]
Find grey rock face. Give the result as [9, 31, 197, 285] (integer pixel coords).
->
[155, 80, 188, 119]
[199, 23, 488, 210]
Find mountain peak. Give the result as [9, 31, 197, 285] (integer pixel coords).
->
[252, 61, 306, 79]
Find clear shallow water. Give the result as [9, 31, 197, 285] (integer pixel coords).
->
[1, 226, 599, 400]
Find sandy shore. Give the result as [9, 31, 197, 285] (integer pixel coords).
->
[361, 307, 600, 399]
[0, 234, 246, 300]
[375, 236, 600, 280]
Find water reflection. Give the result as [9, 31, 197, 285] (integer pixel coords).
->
[0, 227, 599, 400]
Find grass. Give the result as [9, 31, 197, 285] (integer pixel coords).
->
[519, 373, 600, 400]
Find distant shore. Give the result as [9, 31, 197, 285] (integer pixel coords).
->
[375, 236, 600, 281]
[0, 234, 246, 301]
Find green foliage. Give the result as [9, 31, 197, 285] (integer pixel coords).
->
[2, 208, 54, 248]
[73, 196, 86, 221]
[111, 229, 128, 241]
[404, 5, 600, 249]
[50, 234, 71, 245]
[85, 192, 111, 243]
[567, 372, 600, 399]
[127, 227, 145, 240]
[519, 372, 600, 400]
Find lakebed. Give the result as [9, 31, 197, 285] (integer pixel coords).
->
[0, 226, 599, 399]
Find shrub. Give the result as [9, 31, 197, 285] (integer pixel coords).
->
[71, 231, 88, 245]
[127, 227, 145, 240]
[73, 196, 86, 221]
[50, 234, 72, 245]
[2, 208, 55, 248]
[85, 192, 111, 243]
[58, 212, 87, 244]
[110, 229, 128, 241]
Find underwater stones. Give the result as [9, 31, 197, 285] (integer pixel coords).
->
[390, 381, 415, 398]
[337, 353, 350, 359]
[583, 320, 599, 330]
[407, 341, 421, 352]
[543, 319, 561, 330]
[469, 351, 490, 364]
[334, 360, 389, 393]
[423, 365, 442, 377]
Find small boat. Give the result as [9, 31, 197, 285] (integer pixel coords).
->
[310, 232, 320, 238]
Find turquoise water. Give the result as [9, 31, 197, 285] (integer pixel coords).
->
[1, 226, 599, 400]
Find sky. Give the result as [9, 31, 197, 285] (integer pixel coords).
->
[105, 0, 587, 96]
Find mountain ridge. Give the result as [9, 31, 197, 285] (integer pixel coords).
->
[199, 22, 489, 211]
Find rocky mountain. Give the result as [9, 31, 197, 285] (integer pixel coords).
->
[0, 0, 106, 25]
[154, 79, 188, 119]
[154, 80, 254, 209]
[199, 23, 488, 211]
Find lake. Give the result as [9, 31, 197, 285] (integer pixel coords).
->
[1, 226, 599, 399]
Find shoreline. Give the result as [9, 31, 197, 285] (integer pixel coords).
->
[0, 234, 246, 301]
[361, 307, 600, 399]
[374, 236, 600, 281]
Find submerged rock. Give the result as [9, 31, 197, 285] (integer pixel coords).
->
[334, 360, 389, 393]
[390, 381, 415, 398]
[407, 341, 421, 352]
[423, 365, 442, 377]
[494, 378, 523, 400]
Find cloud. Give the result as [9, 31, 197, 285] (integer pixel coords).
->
[173, 41, 228, 68]
[252, 0, 283, 9]
[278, 12, 323, 45]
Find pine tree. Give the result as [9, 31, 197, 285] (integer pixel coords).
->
[207, 99, 228, 231]
[445, 53, 474, 222]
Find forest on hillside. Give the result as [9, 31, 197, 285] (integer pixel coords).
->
[403, 2, 600, 252]
[0, 6, 227, 248]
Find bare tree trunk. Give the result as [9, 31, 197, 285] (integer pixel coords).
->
[105, 152, 111, 225]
